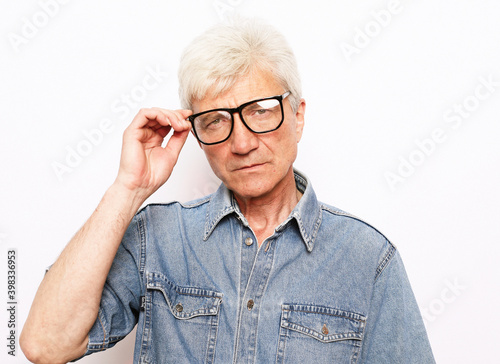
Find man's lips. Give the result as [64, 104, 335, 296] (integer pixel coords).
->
[233, 163, 266, 171]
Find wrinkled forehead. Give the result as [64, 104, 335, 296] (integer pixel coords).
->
[192, 68, 283, 112]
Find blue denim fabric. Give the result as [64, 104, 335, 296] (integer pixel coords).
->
[83, 170, 435, 363]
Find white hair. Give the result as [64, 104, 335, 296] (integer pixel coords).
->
[178, 18, 302, 112]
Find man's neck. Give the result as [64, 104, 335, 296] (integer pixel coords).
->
[233, 169, 302, 247]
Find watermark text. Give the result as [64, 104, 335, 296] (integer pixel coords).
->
[213, 0, 245, 22]
[385, 74, 499, 190]
[8, 0, 71, 53]
[6, 249, 17, 356]
[421, 277, 466, 325]
[51, 64, 169, 181]
[340, 0, 403, 61]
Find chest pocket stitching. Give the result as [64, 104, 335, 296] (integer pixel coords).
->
[281, 304, 366, 343]
[146, 272, 223, 320]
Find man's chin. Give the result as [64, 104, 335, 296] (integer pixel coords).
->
[228, 181, 272, 201]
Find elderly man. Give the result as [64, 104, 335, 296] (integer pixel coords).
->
[21, 19, 435, 363]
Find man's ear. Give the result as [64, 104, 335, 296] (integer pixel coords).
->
[295, 98, 306, 143]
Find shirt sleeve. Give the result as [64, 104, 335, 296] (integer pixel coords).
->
[79, 212, 145, 358]
[358, 248, 436, 363]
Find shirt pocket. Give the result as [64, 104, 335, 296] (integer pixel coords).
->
[276, 304, 366, 364]
[140, 272, 223, 364]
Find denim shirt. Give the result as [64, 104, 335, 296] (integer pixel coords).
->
[83, 170, 435, 363]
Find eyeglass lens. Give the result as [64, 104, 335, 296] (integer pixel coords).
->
[193, 98, 282, 144]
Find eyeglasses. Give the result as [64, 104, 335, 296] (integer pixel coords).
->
[188, 91, 291, 145]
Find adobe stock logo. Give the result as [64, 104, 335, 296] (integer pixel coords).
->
[421, 278, 466, 325]
[385, 74, 499, 191]
[51, 65, 169, 181]
[8, 0, 71, 53]
[213, 0, 244, 21]
[340, 0, 403, 61]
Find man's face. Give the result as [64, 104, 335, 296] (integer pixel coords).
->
[191, 69, 305, 201]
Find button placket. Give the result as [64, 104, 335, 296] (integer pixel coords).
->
[235, 231, 277, 362]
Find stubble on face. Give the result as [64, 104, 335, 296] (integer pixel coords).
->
[193, 69, 304, 204]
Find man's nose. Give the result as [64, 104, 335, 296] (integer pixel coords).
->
[230, 113, 259, 155]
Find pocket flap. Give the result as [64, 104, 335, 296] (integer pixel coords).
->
[281, 304, 366, 343]
[146, 272, 223, 319]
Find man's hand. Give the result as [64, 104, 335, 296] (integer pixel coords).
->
[114, 108, 192, 200]
[20, 107, 193, 364]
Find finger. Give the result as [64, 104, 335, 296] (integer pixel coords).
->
[129, 108, 170, 130]
[146, 122, 163, 131]
[152, 108, 192, 132]
[151, 108, 192, 120]
[176, 109, 194, 119]
[163, 129, 191, 165]
[155, 125, 172, 138]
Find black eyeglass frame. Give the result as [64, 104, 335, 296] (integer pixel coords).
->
[188, 91, 291, 145]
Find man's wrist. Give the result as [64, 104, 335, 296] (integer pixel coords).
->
[105, 182, 148, 220]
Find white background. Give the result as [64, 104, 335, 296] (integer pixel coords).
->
[1, 0, 499, 363]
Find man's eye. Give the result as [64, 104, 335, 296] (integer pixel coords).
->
[204, 118, 225, 129]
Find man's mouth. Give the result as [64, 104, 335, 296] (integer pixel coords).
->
[234, 163, 265, 171]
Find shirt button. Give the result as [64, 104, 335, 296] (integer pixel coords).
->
[245, 237, 253, 246]
[322, 324, 329, 335]
[175, 303, 183, 313]
[247, 299, 255, 310]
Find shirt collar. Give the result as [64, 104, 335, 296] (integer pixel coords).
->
[203, 169, 322, 252]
